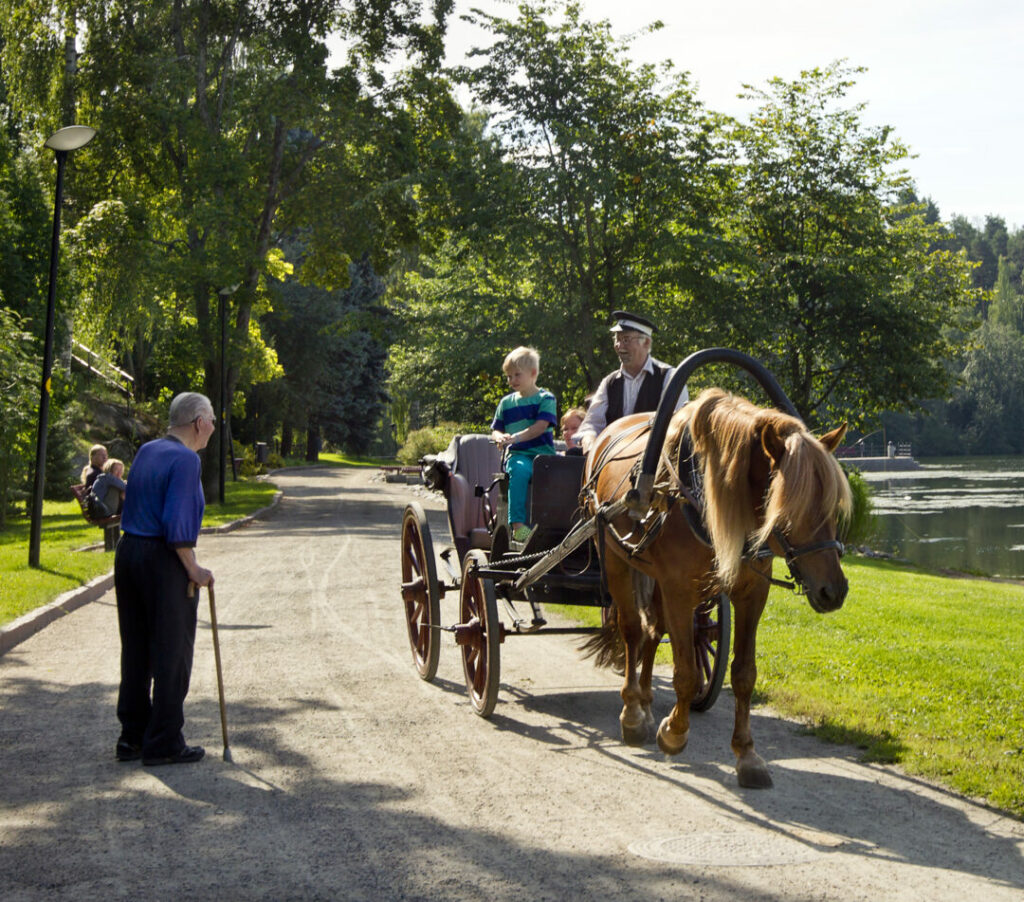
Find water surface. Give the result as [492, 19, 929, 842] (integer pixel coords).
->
[859, 456, 1024, 578]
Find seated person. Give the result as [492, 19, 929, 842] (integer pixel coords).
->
[89, 458, 127, 518]
[560, 406, 586, 455]
[80, 444, 109, 490]
[490, 346, 557, 544]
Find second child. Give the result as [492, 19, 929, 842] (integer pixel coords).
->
[490, 347, 557, 543]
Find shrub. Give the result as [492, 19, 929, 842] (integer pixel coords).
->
[397, 422, 488, 464]
[840, 465, 876, 547]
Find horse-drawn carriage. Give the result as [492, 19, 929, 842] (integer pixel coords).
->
[399, 349, 851, 787]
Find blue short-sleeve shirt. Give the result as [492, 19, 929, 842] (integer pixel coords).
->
[491, 389, 558, 457]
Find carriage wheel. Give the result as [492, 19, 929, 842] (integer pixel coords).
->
[457, 549, 502, 717]
[401, 503, 441, 681]
[691, 593, 730, 712]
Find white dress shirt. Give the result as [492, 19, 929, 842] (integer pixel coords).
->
[574, 355, 688, 450]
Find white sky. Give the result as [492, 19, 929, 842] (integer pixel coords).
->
[442, 0, 1024, 229]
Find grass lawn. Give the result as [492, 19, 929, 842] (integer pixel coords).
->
[279, 451, 395, 468]
[0, 478, 277, 627]
[566, 555, 1024, 818]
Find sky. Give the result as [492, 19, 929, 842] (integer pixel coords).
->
[440, 0, 1024, 229]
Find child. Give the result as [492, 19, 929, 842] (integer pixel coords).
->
[560, 406, 586, 453]
[490, 347, 557, 543]
[89, 457, 127, 518]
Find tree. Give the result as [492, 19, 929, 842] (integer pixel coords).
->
[0, 307, 38, 525]
[727, 62, 978, 428]
[3, 0, 451, 490]
[387, 0, 732, 424]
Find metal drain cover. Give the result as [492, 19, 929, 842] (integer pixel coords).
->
[630, 829, 829, 867]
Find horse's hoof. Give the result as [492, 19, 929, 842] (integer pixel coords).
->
[656, 717, 688, 756]
[736, 754, 773, 789]
[620, 714, 649, 746]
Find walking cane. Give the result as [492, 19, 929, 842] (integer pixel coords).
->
[207, 583, 233, 762]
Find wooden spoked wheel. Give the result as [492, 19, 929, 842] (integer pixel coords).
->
[457, 549, 502, 717]
[400, 503, 441, 681]
[691, 593, 730, 712]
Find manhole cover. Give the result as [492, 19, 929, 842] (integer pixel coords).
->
[630, 829, 828, 867]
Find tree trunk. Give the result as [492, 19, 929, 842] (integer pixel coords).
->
[305, 425, 320, 462]
[280, 423, 293, 458]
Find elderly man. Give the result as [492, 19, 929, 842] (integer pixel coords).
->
[574, 310, 688, 454]
[114, 392, 216, 766]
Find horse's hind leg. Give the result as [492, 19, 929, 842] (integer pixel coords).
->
[730, 585, 773, 788]
[607, 557, 649, 746]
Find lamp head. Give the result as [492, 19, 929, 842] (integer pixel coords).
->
[44, 125, 97, 152]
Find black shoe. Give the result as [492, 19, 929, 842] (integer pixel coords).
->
[142, 745, 205, 766]
[116, 740, 142, 762]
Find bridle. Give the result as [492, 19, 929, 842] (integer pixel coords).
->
[762, 530, 845, 594]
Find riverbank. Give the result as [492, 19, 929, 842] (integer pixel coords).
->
[840, 455, 921, 471]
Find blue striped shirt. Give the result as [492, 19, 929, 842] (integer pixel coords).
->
[491, 389, 558, 457]
[121, 436, 205, 548]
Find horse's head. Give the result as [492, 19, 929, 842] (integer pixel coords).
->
[757, 419, 851, 612]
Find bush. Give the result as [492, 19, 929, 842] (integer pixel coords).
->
[397, 422, 488, 464]
[840, 465, 876, 547]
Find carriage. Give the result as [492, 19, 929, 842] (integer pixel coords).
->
[399, 349, 851, 787]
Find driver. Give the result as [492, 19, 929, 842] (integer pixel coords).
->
[574, 310, 688, 454]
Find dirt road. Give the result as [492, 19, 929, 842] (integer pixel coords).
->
[2, 467, 1022, 900]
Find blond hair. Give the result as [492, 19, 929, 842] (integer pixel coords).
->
[103, 458, 124, 475]
[502, 346, 540, 374]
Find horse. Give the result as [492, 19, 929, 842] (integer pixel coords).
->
[582, 387, 851, 788]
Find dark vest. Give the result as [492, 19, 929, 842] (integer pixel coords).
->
[606, 361, 670, 424]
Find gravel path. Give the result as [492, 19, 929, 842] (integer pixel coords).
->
[2, 467, 1022, 901]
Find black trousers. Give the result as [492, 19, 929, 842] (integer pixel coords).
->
[114, 535, 198, 757]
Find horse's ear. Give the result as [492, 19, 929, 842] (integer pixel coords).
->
[818, 423, 848, 454]
[760, 421, 787, 469]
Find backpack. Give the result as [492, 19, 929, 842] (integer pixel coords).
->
[86, 488, 110, 519]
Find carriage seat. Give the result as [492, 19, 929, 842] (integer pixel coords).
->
[445, 435, 500, 559]
[529, 454, 586, 531]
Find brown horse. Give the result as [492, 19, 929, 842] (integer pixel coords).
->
[583, 388, 851, 788]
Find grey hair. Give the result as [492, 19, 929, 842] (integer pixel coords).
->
[168, 392, 214, 427]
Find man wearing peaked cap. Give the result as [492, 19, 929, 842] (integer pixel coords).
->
[573, 309, 688, 454]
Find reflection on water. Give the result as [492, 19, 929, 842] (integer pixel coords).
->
[859, 456, 1024, 577]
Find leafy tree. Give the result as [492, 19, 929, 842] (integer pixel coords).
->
[727, 62, 978, 428]
[389, 0, 731, 425]
[0, 307, 38, 524]
[3, 0, 451, 492]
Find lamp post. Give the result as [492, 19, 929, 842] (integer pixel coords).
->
[29, 125, 96, 568]
[217, 283, 240, 505]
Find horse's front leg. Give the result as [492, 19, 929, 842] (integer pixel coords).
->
[607, 557, 649, 746]
[654, 578, 697, 756]
[730, 580, 772, 788]
[637, 580, 665, 737]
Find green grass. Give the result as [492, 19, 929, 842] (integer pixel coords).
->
[563, 555, 1024, 818]
[0, 478, 277, 627]
[278, 451, 395, 469]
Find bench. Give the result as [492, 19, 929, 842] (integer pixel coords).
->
[70, 484, 121, 551]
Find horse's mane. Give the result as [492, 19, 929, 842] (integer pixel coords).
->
[660, 388, 851, 589]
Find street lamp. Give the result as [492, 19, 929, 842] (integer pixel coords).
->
[29, 125, 97, 568]
[218, 283, 240, 505]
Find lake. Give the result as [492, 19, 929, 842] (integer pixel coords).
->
[858, 456, 1024, 578]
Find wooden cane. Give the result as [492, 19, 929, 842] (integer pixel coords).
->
[207, 584, 233, 762]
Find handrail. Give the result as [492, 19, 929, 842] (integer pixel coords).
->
[627, 348, 801, 514]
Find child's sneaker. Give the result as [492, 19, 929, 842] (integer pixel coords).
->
[512, 524, 533, 544]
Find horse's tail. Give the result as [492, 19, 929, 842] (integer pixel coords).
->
[578, 607, 625, 671]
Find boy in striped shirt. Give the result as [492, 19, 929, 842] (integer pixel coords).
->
[490, 346, 558, 543]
